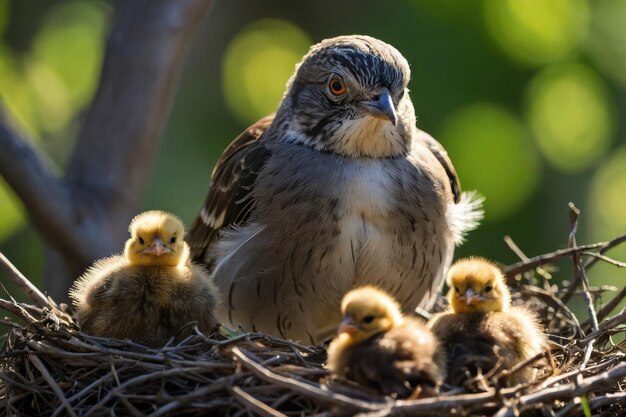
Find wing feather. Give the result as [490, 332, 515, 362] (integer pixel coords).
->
[186, 114, 275, 263]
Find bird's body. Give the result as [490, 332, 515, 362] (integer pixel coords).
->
[188, 35, 482, 343]
[71, 211, 219, 346]
[428, 258, 547, 387]
[327, 286, 445, 398]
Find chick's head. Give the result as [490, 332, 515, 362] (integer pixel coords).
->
[447, 257, 511, 314]
[124, 211, 187, 267]
[338, 286, 404, 344]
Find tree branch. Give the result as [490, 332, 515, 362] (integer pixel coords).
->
[0, 0, 213, 299]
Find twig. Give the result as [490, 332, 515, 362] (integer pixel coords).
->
[230, 386, 288, 417]
[492, 362, 626, 417]
[588, 284, 626, 327]
[566, 204, 598, 370]
[504, 242, 605, 278]
[28, 353, 77, 417]
[230, 347, 381, 412]
[584, 233, 626, 270]
[555, 391, 626, 417]
[582, 252, 626, 268]
[0, 252, 49, 308]
[504, 235, 552, 281]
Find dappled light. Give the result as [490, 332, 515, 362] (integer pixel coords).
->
[483, 0, 589, 66]
[439, 103, 541, 221]
[586, 0, 626, 88]
[525, 63, 615, 172]
[588, 147, 626, 261]
[222, 19, 311, 124]
[0, 179, 25, 242]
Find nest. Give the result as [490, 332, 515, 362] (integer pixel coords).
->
[1, 207, 626, 416]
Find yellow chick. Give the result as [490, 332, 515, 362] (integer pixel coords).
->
[70, 211, 219, 346]
[327, 286, 445, 398]
[428, 257, 547, 387]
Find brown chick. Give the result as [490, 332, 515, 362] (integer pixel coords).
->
[428, 257, 548, 387]
[327, 286, 445, 398]
[70, 210, 219, 346]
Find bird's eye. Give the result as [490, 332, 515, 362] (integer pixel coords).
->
[138, 237, 145, 245]
[484, 286, 493, 292]
[328, 76, 347, 96]
[170, 236, 177, 244]
[454, 287, 460, 293]
[363, 315, 375, 324]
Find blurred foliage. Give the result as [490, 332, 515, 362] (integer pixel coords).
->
[0, 0, 625, 316]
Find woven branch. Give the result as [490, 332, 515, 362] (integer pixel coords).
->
[1, 226, 626, 416]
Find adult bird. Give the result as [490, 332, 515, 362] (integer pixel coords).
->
[187, 35, 483, 344]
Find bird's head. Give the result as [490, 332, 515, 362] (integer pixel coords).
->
[124, 211, 187, 267]
[447, 257, 511, 314]
[337, 285, 404, 344]
[274, 35, 414, 158]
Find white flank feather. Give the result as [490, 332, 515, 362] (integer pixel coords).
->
[448, 190, 485, 245]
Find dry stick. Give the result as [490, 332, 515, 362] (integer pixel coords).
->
[28, 353, 78, 417]
[594, 284, 626, 325]
[504, 242, 605, 278]
[0, 252, 49, 308]
[583, 252, 626, 268]
[82, 366, 212, 417]
[229, 386, 288, 417]
[567, 204, 599, 370]
[492, 362, 626, 417]
[503, 235, 552, 282]
[555, 391, 626, 417]
[0, 298, 29, 319]
[563, 233, 626, 305]
[580, 307, 626, 345]
[230, 347, 382, 412]
[584, 233, 626, 270]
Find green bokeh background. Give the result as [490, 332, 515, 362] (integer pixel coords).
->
[1, 0, 625, 315]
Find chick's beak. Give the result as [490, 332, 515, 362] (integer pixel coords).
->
[337, 316, 359, 335]
[360, 88, 397, 125]
[142, 238, 171, 256]
[459, 288, 480, 305]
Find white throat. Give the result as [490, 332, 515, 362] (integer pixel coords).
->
[331, 117, 405, 158]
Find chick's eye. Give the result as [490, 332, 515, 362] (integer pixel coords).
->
[328, 76, 347, 96]
[484, 286, 493, 292]
[454, 287, 460, 293]
[363, 315, 375, 324]
[138, 237, 145, 245]
[170, 236, 177, 244]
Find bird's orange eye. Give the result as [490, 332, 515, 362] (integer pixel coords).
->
[328, 76, 347, 96]
[138, 237, 145, 245]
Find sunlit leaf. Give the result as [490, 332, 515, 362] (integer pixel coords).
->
[586, 0, 626, 88]
[0, 179, 26, 243]
[222, 19, 311, 123]
[483, 0, 589, 66]
[30, 1, 108, 110]
[526, 63, 615, 172]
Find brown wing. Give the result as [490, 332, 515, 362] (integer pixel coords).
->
[186, 114, 275, 263]
[416, 130, 461, 203]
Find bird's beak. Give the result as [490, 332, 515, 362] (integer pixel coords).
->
[142, 238, 171, 256]
[360, 88, 397, 125]
[459, 288, 481, 305]
[337, 316, 359, 335]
